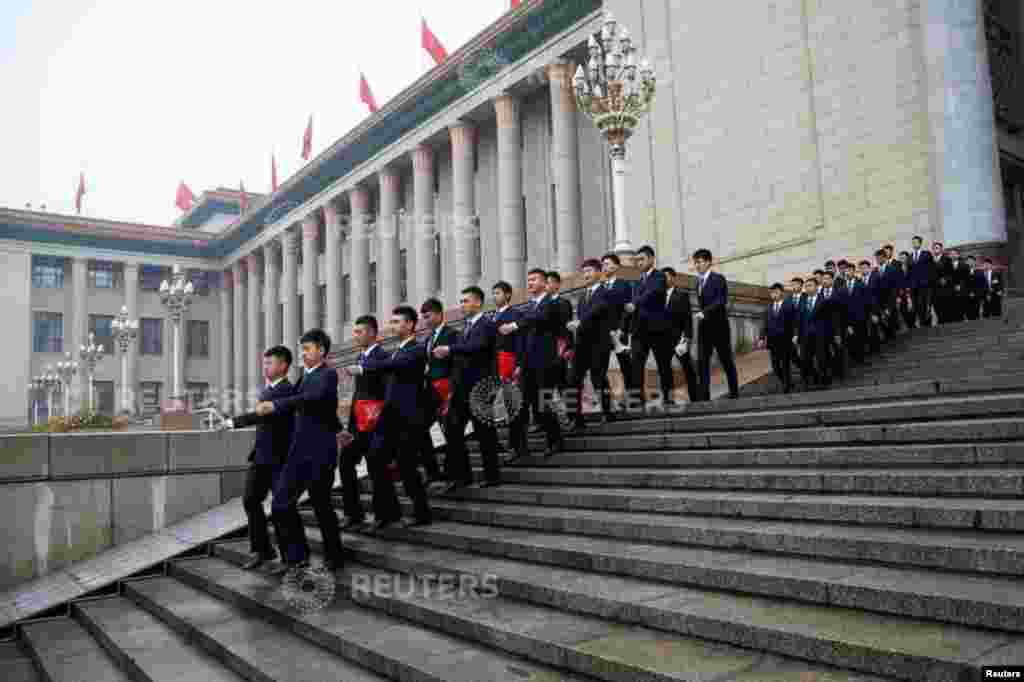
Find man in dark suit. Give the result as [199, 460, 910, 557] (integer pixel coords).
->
[601, 253, 634, 404]
[692, 248, 739, 400]
[418, 298, 452, 483]
[567, 259, 617, 428]
[491, 281, 522, 455]
[931, 242, 954, 324]
[872, 249, 899, 339]
[859, 259, 883, 355]
[346, 307, 432, 527]
[794, 277, 829, 388]
[498, 268, 565, 457]
[845, 267, 873, 364]
[963, 255, 982, 321]
[546, 272, 575, 396]
[663, 267, 698, 404]
[336, 315, 387, 530]
[221, 345, 295, 570]
[834, 260, 852, 294]
[785, 277, 805, 379]
[623, 245, 672, 410]
[256, 329, 343, 574]
[979, 258, 1003, 318]
[948, 248, 971, 322]
[819, 270, 847, 383]
[760, 284, 793, 393]
[908, 236, 935, 327]
[434, 286, 502, 489]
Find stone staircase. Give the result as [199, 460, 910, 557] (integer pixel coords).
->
[4, 314, 1024, 682]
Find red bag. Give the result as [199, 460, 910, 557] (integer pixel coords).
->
[432, 378, 451, 416]
[557, 337, 570, 360]
[353, 400, 384, 433]
[497, 351, 517, 381]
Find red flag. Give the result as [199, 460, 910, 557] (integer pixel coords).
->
[301, 115, 313, 160]
[74, 172, 86, 214]
[359, 73, 378, 113]
[239, 180, 248, 212]
[271, 154, 278, 191]
[511, 0, 522, 7]
[175, 181, 195, 212]
[421, 18, 448, 65]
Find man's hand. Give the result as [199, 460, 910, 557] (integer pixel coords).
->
[219, 418, 234, 430]
[337, 431, 354, 448]
[624, 302, 635, 314]
[848, 326, 854, 336]
[695, 311, 705, 321]
[498, 323, 516, 335]
[432, 346, 451, 359]
[871, 314, 880, 323]
[834, 335, 842, 346]
[792, 335, 798, 345]
[254, 401, 274, 416]
[566, 319, 581, 332]
[675, 341, 689, 356]
[512, 366, 521, 381]
[344, 365, 363, 376]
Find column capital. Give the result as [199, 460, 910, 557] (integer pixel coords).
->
[545, 59, 575, 85]
[223, 269, 234, 288]
[379, 168, 401, 194]
[301, 214, 319, 240]
[494, 93, 520, 128]
[279, 227, 300, 254]
[349, 185, 370, 213]
[449, 120, 476, 150]
[412, 144, 434, 174]
[245, 252, 260, 273]
[232, 260, 246, 278]
[322, 199, 344, 232]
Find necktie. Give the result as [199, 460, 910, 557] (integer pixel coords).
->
[698, 276, 705, 297]
[665, 290, 672, 309]
[774, 303, 780, 315]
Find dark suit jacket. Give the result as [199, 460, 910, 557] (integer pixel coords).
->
[951, 260, 972, 291]
[819, 287, 846, 337]
[492, 306, 522, 357]
[552, 296, 574, 350]
[630, 269, 669, 338]
[233, 379, 295, 467]
[865, 269, 888, 309]
[363, 339, 428, 427]
[666, 288, 693, 341]
[977, 270, 1003, 296]
[346, 344, 389, 434]
[271, 365, 340, 467]
[934, 256, 955, 289]
[846, 280, 873, 323]
[514, 295, 564, 371]
[602, 278, 633, 334]
[762, 301, 792, 341]
[425, 325, 456, 381]
[696, 271, 730, 329]
[797, 295, 830, 339]
[448, 314, 498, 400]
[908, 250, 935, 288]
[576, 284, 617, 349]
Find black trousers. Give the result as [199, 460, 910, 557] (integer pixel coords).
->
[963, 294, 981, 321]
[513, 366, 562, 451]
[339, 431, 370, 522]
[847, 320, 868, 363]
[766, 336, 792, 391]
[271, 457, 342, 565]
[698, 322, 739, 399]
[242, 462, 288, 558]
[445, 395, 500, 484]
[984, 294, 1003, 318]
[799, 333, 828, 387]
[368, 423, 431, 523]
[933, 288, 954, 324]
[912, 287, 933, 327]
[573, 341, 613, 422]
[673, 347, 700, 402]
[631, 333, 676, 404]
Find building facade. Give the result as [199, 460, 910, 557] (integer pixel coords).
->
[3, 0, 1022, 428]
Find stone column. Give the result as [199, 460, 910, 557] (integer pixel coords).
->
[412, 144, 438, 303]
[378, 169, 402, 313]
[246, 252, 263, 398]
[264, 242, 281, 348]
[323, 199, 344, 343]
[450, 121, 480, 291]
[349, 186, 371, 321]
[547, 60, 583, 274]
[219, 269, 233, 413]
[70, 257, 88, 410]
[920, 0, 1007, 251]
[494, 93, 526, 285]
[232, 261, 247, 413]
[122, 264, 138, 414]
[280, 228, 300, 382]
[301, 214, 320, 332]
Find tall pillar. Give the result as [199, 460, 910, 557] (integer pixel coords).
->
[920, 0, 1007, 250]
[246, 252, 263, 396]
[547, 60, 583, 274]
[70, 257, 88, 410]
[301, 214, 320, 332]
[280, 229, 300, 381]
[232, 261, 247, 413]
[264, 242, 281, 349]
[219, 269, 233, 413]
[323, 200, 344, 343]
[378, 169, 402, 315]
[450, 121, 480, 291]
[412, 145, 438, 303]
[494, 93, 526, 285]
[349, 186, 371, 321]
[122, 264, 138, 414]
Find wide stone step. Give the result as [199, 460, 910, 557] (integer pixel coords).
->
[74, 597, 242, 682]
[21, 617, 130, 682]
[0, 641, 41, 682]
[124, 575, 388, 682]
[212, 541, 899, 682]
[168, 556, 595, 682]
[308, 520, 1024, 634]
[261, 532, 1022, 682]
[433, 484, 1024, 531]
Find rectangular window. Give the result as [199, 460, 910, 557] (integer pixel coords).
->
[186, 320, 209, 357]
[140, 265, 169, 291]
[88, 315, 115, 353]
[187, 269, 211, 296]
[342, 275, 351, 322]
[185, 382, 209, 409]
[140, 382, 162, 416]
[399, 249, 408, 302]
[88, 260, 121, 289]
[140, 318, 163, 355]
[369, 262, 378, 313]
[93, 381, 115, 416]
[33, 312, 63, 353]
[31, 256, 65, 289]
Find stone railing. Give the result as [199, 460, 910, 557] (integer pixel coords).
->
[0, 429, 256, 590]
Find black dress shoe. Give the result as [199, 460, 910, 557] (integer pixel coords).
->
[727, 393, 740, 400]
[323, 557, 344, 571]
[404, 517, 432, 527]
[479, 480, 501, 488]
[340, 518, 365, 530]
[373, 518, 398, 530]
[242, 553, 276, 570]
[544, 441, 563, 457]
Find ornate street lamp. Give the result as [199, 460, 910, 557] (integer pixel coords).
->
[41, 369, 60, 419]
[79, 332, 105, 412]
[54, 354, 78, 417]
[112, 305, 139, 415]
[159, 265, 194, 403]
[572, 9, 656, 255]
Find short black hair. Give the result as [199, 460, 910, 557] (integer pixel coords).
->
[967, 254, 977, 261]
[874, 249, 887, 258]
[883, 244, 895, 251]
[837, 259, 850, 267]
[661, 266, 677, 277]
[527, 267, 547, 278]
[420, 298, 443, 314]
[461, 286, 485, 303]
[806, 277, 819, 286]
[899, 251, 911, 258]
[770, 282, 784, 291]
[859, 259, 871, 267]
[393, 305, 418, 325]
[354, 315, 378, 334]
[812, 269, 826, 276]
[601, 253, 621, 266]
[822, 270, 835, 279]
[984, 257, 993, 263]
[912, 235, 923, 242]
[934, 241, 944, 248]
[824, 260, 836, 268]
[264, 345, 293, 367]
[692, 248, 712, 262]
[492, 280, 513, 296]
[581, 258, 602, 271]
[299, 328, 331, 354]
[790, 276, 804, 284]
[546, 271, 561, 283]
[638, 245, 656, 258]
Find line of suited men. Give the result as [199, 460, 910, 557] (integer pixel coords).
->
[761, 237, 1004, 393]
[223, 244, 744, 576]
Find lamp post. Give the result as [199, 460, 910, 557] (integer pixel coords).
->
[159, 265, 194, 404]
[79, 332, 105, 412]
[54, 354, 78, 417]
[572, 9, 656, 256]
[112, 305, 139, 415]
[41, 369, 60, 419]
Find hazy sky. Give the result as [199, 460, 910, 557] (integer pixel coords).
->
[1, 0, 510, 226]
